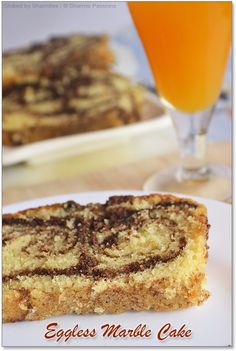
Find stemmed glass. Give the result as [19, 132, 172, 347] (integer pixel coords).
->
[128, 2, 232, 200]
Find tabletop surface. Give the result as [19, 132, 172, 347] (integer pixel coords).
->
[3, 141, 231, 206]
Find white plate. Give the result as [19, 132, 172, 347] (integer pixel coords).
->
[3, 191, 232, 347]
[3, 92, 171, 166]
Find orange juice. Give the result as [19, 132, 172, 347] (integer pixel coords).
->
[129, 2, 232, 112]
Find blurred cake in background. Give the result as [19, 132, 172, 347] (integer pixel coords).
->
[3, 34, 144, 146]
[3, 34, 114, 87]
[3, 70, 144, 145]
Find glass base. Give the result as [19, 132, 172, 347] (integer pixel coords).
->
[143, 164, 231, 201]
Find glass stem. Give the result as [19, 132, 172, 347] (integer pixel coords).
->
[169, 106, 214, 182]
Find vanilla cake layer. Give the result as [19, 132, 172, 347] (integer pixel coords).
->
[3, 194, 210, 322]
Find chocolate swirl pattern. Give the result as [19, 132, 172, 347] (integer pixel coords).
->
[3, 194, 210, 322]
[3, 201, 193, 281]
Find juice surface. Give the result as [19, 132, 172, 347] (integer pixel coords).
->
[129, 2, 232, 112]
